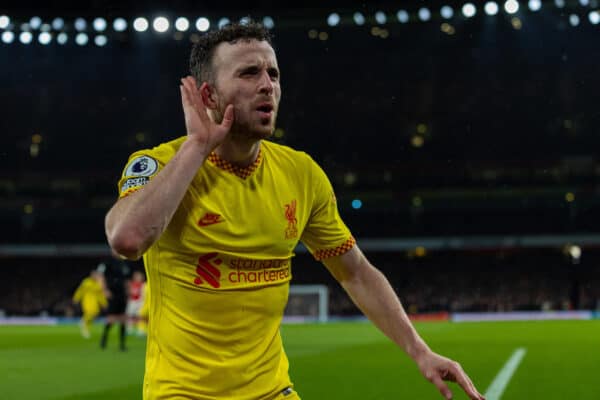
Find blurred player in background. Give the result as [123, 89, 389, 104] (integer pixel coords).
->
[98, 257, 130, 351]
[72, 269, 107, 339]
[126, 270, 146, 336]
[105, 21, 484, 400]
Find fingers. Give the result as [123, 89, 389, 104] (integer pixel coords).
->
[429, 374, 453, 400]
[448, 363, 486, 400]
[180, 76, 210, 124]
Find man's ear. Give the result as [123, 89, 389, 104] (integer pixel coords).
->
[199, 82, 218, 110]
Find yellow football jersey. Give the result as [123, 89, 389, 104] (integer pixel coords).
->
[117, 137, 355, 400]
[72, 277, 107, 312]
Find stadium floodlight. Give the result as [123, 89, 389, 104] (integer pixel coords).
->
[38, 32, 52, 45]
[462, 3, 477, 17]
[569, 14, 580, 26]
[327, 12, 340, 26]
[74, 18, 87, 31]
[19, 31, 33, 44]
[0, 15, 10, 29]
[1, 31, 15, 44]
[94, 35, 107, 46]
[133, 17, 149, 32]
[196, 17, 210, 32]
[113, 18, 127, 32]
[485, 1, 500, 15]
[57, 32, 68, 45]
[175, 17, 189, 31]
[504, 0, 520, 14]
[579, 0, 590, 6]
[396, 10, 410, 23]
[375, 11, 387, 24]
[218, 17, 230, 28]
[418, 8, 432, 21]
[441, 5, 454, 19]
[153, 16, 170, 32]
[555, 0, 565, 8]
[262, 16, 274, 29]
[93, 17, 107, 32]
[589, 11, 600, 24]
[353, 12, 365, 25]
[29, 16, 42, 30]
[528, 0, 542, 11]
[40, 23, 51, 32]
[240, 17, 251, 25]
[75, 32, 88, 45]
[52, 17, 64, 30]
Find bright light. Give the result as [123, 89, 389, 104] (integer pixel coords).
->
[52, 17, 64, 30]
[240, 17, 251, 25]
[153, 17, 170, 32]
[263, 16, 274, 29]
[589, 11, 600, 24]
[57, 32, 68, 45]
[113, 18, 127, 32]
[19, 31, 33, 44]
[418, 8, 431, 21]
[579, 0, 589, 6]
[462, 3, 477, 17]
[441, 6, 454, 19]
[0, 15, 9, 29]
[40, 23, 51, 32]
[196, 17, 210, 32]
[1, 31, 14, 44]
[569, 245, 582, 260]
[94, 35, 107, 46]
[218, 18, 230, 28]
[75, 32, 88, 45]
[29, 16, 42, 30]
[38, 32, 52, 45]
[351, 199, 363, 209]
[93, 17, 107, 32]
[485, 1, 500, 15]
[555, 0, 565, 8]
[133, 17, 149, 32]
[528, 0, 542, 11]
[74, 18, 87, 31]
[353, 12, 365, 25]
[327, 13, 340, 26]
[569, 14, 580, 26]
[375, 11, 387, 24]
[175, 17, 189, 31]
[397, 10, 410, 23]
[504, 0, 520, 14]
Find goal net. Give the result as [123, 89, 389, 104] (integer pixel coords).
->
[284, 284, 329, 323]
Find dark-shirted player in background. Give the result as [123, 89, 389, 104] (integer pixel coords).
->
[98, 256, 130, 351]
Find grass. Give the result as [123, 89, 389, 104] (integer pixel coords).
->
[1, 320, 599, 399]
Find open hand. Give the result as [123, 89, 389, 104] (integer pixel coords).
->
[179, 76, 234, 154]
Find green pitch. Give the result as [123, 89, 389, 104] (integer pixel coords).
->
[1, 320, 599, 399]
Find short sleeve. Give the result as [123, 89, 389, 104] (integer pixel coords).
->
[117, 153, 162, 198]
[300, 157, 355, 261]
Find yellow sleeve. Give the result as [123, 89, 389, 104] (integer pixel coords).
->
[117, 152, 163, 198]
[72, 279, 86, 303]
[300, 157, 355, 260]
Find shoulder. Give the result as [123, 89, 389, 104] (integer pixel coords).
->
[262, 140, 315, 168]
[129, 136, 186, 164]
[122, 137, 186, 177]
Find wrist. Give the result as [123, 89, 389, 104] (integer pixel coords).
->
[180, 137, 212, 161]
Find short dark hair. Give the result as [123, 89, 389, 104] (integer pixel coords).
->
[189, 20, 273, 84]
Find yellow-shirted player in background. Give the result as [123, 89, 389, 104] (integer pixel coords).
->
[72, 269, 107, 339]
[105, 21, 485, 400]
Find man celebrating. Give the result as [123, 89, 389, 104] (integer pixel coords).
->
[105, 21, 484, 400]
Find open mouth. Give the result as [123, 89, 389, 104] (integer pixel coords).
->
[256, 104, 274, 115]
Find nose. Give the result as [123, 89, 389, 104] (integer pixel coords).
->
[258, 70, 274, 96]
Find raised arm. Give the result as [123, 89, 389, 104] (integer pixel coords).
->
[322, 246, 485, 400]
[105, 77, 234, 260]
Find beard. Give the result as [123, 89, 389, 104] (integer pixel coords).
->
[214, 105, 276, 141]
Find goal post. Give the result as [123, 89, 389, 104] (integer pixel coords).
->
[284, 284, 329, 323]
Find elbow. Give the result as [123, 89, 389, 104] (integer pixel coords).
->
[106, 228, 146, 261]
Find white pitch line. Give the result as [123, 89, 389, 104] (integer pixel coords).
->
[484, 347, 527, 400]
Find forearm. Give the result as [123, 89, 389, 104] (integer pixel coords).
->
[340, 263, 430, 360]
[105, 139, 209, 259]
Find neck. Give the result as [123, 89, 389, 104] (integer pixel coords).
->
[214, 137, 262, 168]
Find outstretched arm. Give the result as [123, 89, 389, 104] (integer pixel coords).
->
[322, 245, 485, 400]
[105, 77, 234, 260]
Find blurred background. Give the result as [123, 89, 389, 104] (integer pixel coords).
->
[2, 0, 600, 320]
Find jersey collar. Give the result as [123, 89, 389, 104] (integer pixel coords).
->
[207, 148, 263, 179]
